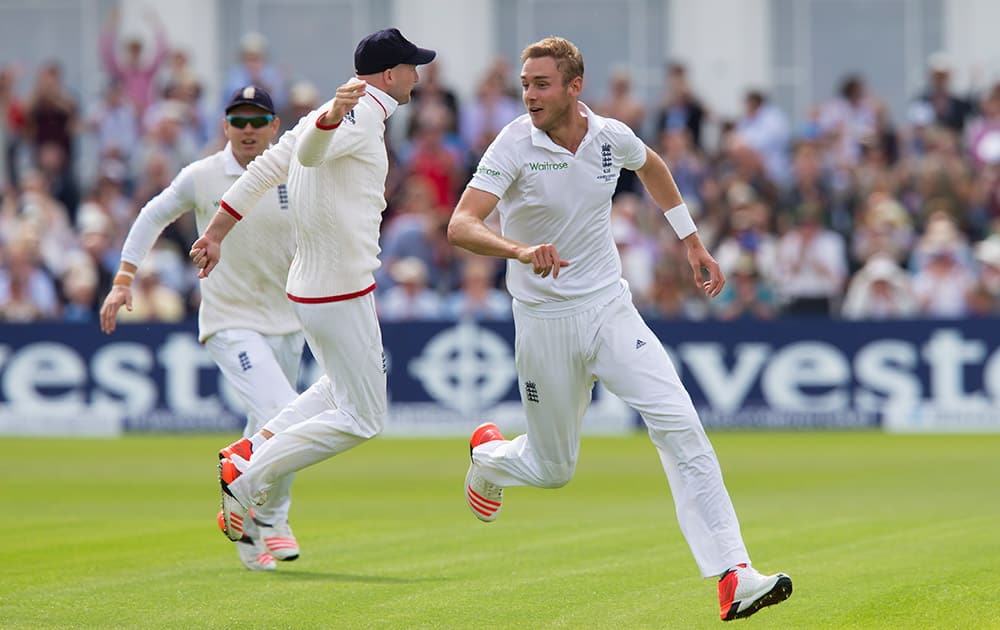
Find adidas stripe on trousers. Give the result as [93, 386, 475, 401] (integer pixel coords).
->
[473, 280, 751, 578]
[227, 294, 387, 509]
[205, 328, 304, 524]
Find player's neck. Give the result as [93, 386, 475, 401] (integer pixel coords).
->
[545, 107, 588, 154]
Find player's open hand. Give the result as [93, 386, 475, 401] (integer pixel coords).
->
[324, 78, 367, 126]
[686, 240, 725, 298]
[189, 235, 221, 279]
[518, 243, 569, 279]
[99, 286, 132, 334]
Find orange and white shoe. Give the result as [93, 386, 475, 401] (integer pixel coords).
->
[252, 514, 300, 561]
[465, 422, 505, 522]
[718, 564, 792, 621]
[226, 514, 276, 571]
[219, 457, 249, 541]
[219, 437, 252, 461]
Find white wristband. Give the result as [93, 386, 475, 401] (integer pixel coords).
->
[664, 203, 697, 240]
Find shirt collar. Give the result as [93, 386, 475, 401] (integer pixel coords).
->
[222, 141, 245, 176]
[529, 101, 607, 155]
[365, 84, 399, 120]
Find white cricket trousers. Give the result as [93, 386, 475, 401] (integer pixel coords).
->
[227, 294, 388, 508]
[205, 328, 304, 524]
[473, 281, 751, 577]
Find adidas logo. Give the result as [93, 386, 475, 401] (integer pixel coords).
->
[635, 339, 646, 349]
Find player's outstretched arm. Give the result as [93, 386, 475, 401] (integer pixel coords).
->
[448, 187, 569, 279]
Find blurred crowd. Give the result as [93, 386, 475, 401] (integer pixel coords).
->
[2, 15, 1000, 325]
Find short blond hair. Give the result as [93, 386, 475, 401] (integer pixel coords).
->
[521, 37, 584, 85]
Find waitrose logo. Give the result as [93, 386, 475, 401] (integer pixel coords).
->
[527, 161, 568, 172]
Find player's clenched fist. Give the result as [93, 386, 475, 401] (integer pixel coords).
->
[518, 243, 570, 279]
[189, 235, 221, 279]
[319, 78, 367, 128]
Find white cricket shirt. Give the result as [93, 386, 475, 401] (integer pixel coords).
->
[120, 143, 298, 342]
[467, 103, 647, 305]
[220, 84, 398, 303]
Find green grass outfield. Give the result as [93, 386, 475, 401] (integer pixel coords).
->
[2, 431, 998, 629]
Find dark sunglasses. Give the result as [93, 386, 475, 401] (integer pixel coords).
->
[226, 114, 275, 129]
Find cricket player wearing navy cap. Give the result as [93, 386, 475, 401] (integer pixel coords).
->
[190, 29, 436, 546]
[102, 85, 303, 572]
[448, 37, 793, 622]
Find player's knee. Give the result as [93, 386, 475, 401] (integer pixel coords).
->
[538, 462, 575, 488]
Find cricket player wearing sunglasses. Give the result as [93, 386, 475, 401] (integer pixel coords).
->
[101, 86, 304, 572]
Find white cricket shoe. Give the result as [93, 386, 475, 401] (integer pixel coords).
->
[718, 564, 792, 621]
[219, 457, 249, 541]
[252, 514, 300, 561]
[466, 423, 504, 522]
[232, 518, 276, 571]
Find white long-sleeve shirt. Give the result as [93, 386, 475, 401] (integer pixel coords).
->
[120, 143, 298, 341]
[220, 84, 398, 302]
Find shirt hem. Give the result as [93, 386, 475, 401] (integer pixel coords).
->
[287, 283, 376, 304]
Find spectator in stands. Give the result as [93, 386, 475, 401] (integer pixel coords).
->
[403, 104, 464, 208]
[611, 194, 656, 308]
[911, 246, 975, 318]
[818, 74, 881, 175]
[841, 253, 916, 319]
[131, 100, 198, 182]
[966, 82, 1000, 170]
[378, 256, 444, 321]
[714, 253, 777, 320]
[459, 62, 521, 160]
[644, 262, 709, 321]
[653, 61, 707, 152]
[851, 194, 915, 266]
[445, 255, 511, 320]
[775, 202, 848, 316]
[280, 80, 320, 132]
[407, 60, 460, 139]
[223, 32, 286, 113]
[0, 233, 59, 321]
[595, 66, 645, 133]
[0, 65, 24, 188]
[84, 80, 139, 164]
[23, 62, 79, 214]
[779, 140, 836, 233]
[714, 182, 778, 284]
[908, 211, 972, 272]
[736, 88, 791, 187]
[658, 127, 707, 209]
[379, 175, 445, 290]
[60, 252, 99, 323]
[100, 7, 168, 116]
[17, 169, 75, 278]
[116, 259, 185, 323]
[911, 52, 975, 135]
[76, 205, 117, 302]
[971, 234, 1000, 315]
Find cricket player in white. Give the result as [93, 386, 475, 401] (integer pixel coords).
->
[448, 38, 792, 622]
[188, 29, 436, 547]
[100, 86, 303, 572]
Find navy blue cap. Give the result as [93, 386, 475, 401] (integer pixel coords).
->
[355, 28, 436, 75]
[225, 85, 275, 114]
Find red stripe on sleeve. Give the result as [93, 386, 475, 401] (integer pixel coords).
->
[220, 200, 243, 221]
[315, 114, 341, 131]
